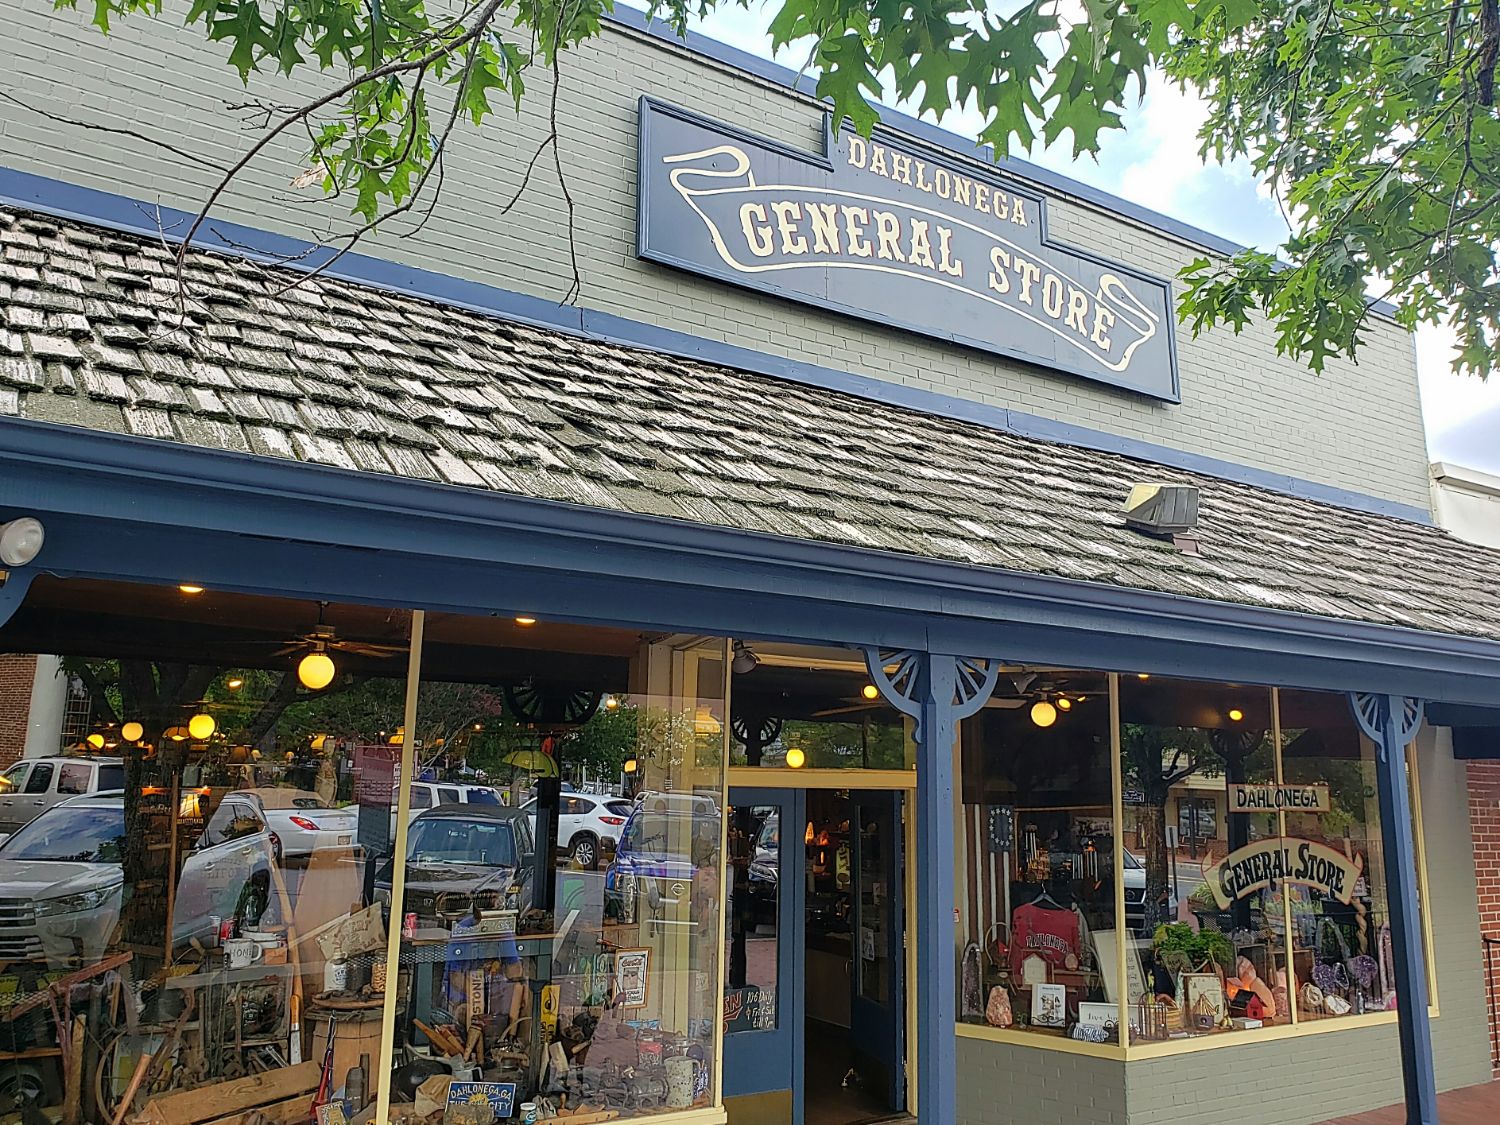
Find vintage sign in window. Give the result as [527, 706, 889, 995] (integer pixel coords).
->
[637, 98, 1180, 401]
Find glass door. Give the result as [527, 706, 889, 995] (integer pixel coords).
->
[723, 787, 805, 1112]
[849, 790, 906, 1112]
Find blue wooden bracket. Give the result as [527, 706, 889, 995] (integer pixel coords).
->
[864, 648, 999, 1125]
[0, 569, 35, 631]
[1349, 692, 1436, 1125]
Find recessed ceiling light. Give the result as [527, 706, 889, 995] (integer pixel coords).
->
[515, 616, 537, 626]
[179, 584, 205, 595]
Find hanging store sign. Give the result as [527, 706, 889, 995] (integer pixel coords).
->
[1203, 837, 1363, 909]
[1229, 783, 1332, 813]
[637, 98, 1180, 400]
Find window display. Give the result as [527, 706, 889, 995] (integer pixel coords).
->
[387, 627, 727, 1122]
[955, 670, 1428, 1054]
[954, 670, 1118, 1041]
[1121, 676, 1288, 1040]
[0, 578, 408, 1125]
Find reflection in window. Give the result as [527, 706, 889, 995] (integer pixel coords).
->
[0, 578, 407, 1122]
[1279, 689, 1393, 1022]
[391, 626, 726, 1120]
[1122, 676, 1286, 1038]
[955, 670, 1117, 1041]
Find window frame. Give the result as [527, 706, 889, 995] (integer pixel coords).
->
[957, 675, 1440, 1060]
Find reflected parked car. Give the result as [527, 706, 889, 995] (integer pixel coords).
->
[230, 788, 358, 861]
[375, 804, 534, 928]
[0, 792, 279, 969]
[520, 792, 632, 869]
[1123, 849, 1180, 934]
[604, 797, 719, 926]
[0, 757, 125, 834]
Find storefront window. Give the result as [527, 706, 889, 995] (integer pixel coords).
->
[0, 578, 407, 1122]
[954, 670, 1118, 1041]
[387, 620, 727, 1120]
[1121, 676, 1286, 1040]
[1278, 689, 1394, 1022]
[726, 644, 912, 771]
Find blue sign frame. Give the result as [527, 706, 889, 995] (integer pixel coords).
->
[637, 97, 1181, 402]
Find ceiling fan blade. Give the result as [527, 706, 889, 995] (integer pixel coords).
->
[811, 703, 878, 717]
[335, 641, 407, 657]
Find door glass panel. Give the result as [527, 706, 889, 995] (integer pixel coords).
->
[856, 805, 890, 1003]
[725, 802, 780, 1030]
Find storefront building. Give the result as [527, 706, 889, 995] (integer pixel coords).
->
[2, 7, 1500, 1125]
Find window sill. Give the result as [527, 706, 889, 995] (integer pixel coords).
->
[957, 1007, 1436, 1061]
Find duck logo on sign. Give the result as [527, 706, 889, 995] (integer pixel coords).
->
[637, 98, 1179, 401]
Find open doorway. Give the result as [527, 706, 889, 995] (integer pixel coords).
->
[724, 786, 908, 1125]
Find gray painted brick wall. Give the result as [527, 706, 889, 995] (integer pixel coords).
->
[957, 1036, 1126, 1125]
[956, 728, 1489, 1125]
[0, 6, 1432, 509]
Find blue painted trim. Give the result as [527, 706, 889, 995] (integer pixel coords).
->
[0, 166, 1430, 524]
[608, 5, 1403, 320]
[1, 418, 1493, 703]
[0, 569, 34, 631]
[1348, 694, 1438, 1124]
[913, 654, 958, 1125]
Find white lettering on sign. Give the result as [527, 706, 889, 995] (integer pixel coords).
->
[1202, 838, 1363, 910]
[1228, 783, 1332, 813]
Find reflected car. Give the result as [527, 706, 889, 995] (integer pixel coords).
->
[0, 791, 279, 969]
[604, 799, 719, 926]
[230, 788, 358, 862]
[1123, 849, 1180, 934]
[374, 804, 534, 928]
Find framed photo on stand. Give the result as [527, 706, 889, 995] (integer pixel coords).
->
[1031, 982, 1067, 1029]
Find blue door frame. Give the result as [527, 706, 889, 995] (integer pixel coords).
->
[847, 790, 906, 1112]
[0, 420, 1480, 1125]
[723, 787, 805, 1119]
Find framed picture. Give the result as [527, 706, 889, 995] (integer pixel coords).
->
[1093, 930, 1149, 1004]
[1030, 982, 1066, 1029]
[1019, 953, 1050, 987]
[615, 947, 651, 1009]
[1077, 1000, 1139, 1034]
[1183, 973, 1227, 1030]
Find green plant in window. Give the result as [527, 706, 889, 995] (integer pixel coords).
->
[1153, 921, 1234, 973]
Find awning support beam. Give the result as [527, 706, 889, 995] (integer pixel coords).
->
[865, 648, 999, 1125]
[1350, 693, 1436, 1125]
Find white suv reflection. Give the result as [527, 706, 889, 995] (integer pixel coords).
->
[0, 791, 279, 969]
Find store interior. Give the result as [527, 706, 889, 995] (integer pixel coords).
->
[0, 576, 918, 1125]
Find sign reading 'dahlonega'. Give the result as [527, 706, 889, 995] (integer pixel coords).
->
[637, 98, 1179, 400]
[1229, 783, 1332, 813]
[1203, 838, 1363, 909]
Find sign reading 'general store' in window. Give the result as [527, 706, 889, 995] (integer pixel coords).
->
[637, 98, 1180, 401]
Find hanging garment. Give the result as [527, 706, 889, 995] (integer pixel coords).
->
[1009, 901, 1080, 978]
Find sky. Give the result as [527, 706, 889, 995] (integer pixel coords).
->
[682, 3, 1500, 476]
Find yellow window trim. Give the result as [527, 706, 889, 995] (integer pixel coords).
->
[725, 766, 916, 789]
[956, 1007, 1437, 1062]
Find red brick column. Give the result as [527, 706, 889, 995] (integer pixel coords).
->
[1470, 761, 1500, 1076]
[0, 654, 38, 767]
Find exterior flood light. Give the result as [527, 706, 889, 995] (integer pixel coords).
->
[1123, 484, 1200, 535]
[0, 518, 44, 567]
[732, 641, 759, 674]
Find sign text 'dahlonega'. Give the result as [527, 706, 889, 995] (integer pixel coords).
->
[637, 99, 1179, 400]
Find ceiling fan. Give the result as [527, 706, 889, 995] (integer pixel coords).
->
[271, 602, 407, 659]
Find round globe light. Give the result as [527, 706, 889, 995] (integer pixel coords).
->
[1030, 701, 1058, 728]
[298, 651, 336, 690]
[188, 713, 216, 740]
[121, 721, 144, 743]
[786, 747, 806, 769]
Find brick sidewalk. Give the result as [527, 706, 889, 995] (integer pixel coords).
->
[1315, 1081, 1500, 1124]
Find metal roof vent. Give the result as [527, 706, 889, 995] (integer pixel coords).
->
[1124, 484, 1201, 552]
